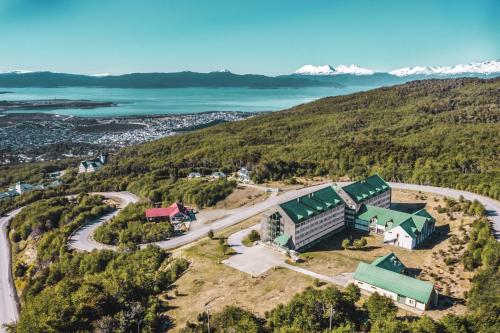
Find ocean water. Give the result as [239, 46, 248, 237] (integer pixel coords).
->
[1, 86, 374, 117]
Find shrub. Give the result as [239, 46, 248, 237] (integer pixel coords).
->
[208, 230, 214, 239]
[248, 230, 260, 242]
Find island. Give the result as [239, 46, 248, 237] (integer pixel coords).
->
[0, 99, 115, 112]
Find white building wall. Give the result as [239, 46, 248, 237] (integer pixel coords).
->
[354, 279, 427, 310]
[362, 191, 391, 208]
[353, 279, 398, 301]
[384, 226, 415, 249]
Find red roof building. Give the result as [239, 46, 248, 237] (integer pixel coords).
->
[145, 202, 191, 222]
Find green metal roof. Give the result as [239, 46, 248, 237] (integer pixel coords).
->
[414, 209, 435, 221]
[279, 186, 344, 224]
[274, 233, 291, 247]
[356, 205, 433, 239]
[354, 262, 434, 304]
[342, 174, 390, 204]
[371, 252, 406, 274]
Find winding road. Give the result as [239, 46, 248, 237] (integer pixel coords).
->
[1, 183, 499, 330]
[68, 192, 139, 251]
[0, 208, 23, 332]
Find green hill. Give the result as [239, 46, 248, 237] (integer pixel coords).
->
[5, 77, 498, 201]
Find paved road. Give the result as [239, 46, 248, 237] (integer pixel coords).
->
[149, 183, 330, 249]
[68, 192, 139, 251]
[388, 182, 500, 241]
[0, 208, 23, 332]
[69, 182, 500, 252]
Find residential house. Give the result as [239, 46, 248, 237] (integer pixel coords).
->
[353, 253, 438, 310]
[187, 172, 202, 179]
[145, 202, 193, 223]
[78, 154, 107, 174]
[260, 186, 345, 250]
[211, 171, 226, 179]
[237, 168, 251, 183]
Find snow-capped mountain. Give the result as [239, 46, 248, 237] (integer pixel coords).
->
[0, 70, 34, 74]
[295, 60, 500, 77]
[390, 60, 500, 77]
[295, 64, 374, 76]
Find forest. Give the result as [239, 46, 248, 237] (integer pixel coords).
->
[6, 194, 189, 332]
[47, 77, 500, 200]
[1, 78, 498, 201]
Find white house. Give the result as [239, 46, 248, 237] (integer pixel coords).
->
[187, 172, 202, 179]
[79, 154, 107, 174]
[237, 167, 251, 183]
[211, 171, 226, 179]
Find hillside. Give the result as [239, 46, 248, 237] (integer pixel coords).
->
[66, 77, 498, 200]
[0, 71, 340, 88]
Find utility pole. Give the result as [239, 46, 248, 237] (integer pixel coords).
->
[329, 303, 334, 331]
[205, 304, 211, 333]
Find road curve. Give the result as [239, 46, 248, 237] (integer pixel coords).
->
[1, 184, 499, 330]
[0, 191, 138, 331]
[0, 208, 23, 332]
[68, 192, 139, 251]
[388, 182, 500, 241]
[69, 182, 500, 252]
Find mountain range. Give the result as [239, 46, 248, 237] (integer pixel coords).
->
[0, 60, 498, 89]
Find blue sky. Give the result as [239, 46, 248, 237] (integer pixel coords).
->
[0, 0, 498, 75]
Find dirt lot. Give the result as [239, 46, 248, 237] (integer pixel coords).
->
[214, 185, 270, 209]
[295, 189, 475, 319]
[165, 216, 315, 332]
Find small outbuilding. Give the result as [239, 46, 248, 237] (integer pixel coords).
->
[353, 253, 438, 310]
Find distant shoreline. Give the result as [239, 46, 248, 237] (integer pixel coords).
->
[0, 99, 115, 112]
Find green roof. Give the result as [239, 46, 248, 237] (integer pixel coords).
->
[342, 174, 390, 204]
[371, 252, 406, 274]
[274, 233, 291, 247]
[356, 205, 434, 239]
[279, 186, 344, 224]
[354, 262, 434, 304]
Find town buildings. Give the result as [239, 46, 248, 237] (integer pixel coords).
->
[260, 175, 435, 251]
[353, 253, 438, 310]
